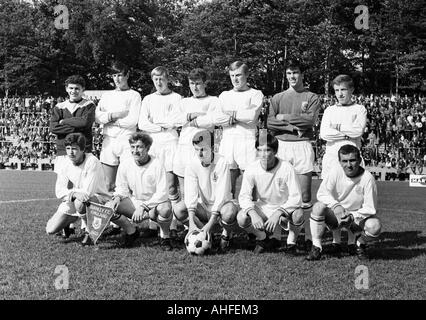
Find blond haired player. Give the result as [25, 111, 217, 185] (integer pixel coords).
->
[106, 132, 174, 250]
[138, 66, 182, 238]
[320, 74, 367, 255]
[173, 130, 239, 253]
[45, 133, 137, 247]
[217, 61, 264, 198]
[237, 132, 304, 254]
[307, 145, 381, 261]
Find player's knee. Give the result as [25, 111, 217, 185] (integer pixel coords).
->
[173, 201, 187, 221]
[45, 219, 56, 235]
[291, 208, 304, 226]
[364, 217, 382, 237]
[237, 209, 250, 228]
[156, 201, 172, 219]
[74, 200, 86, 213]
[220, 203, 238, 224]
[312, 202, 326, 218]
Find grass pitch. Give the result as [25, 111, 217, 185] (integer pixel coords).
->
[0, 170, 425, 300]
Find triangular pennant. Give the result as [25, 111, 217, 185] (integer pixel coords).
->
[86, 201, 115, 245]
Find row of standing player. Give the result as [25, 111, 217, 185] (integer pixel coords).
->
[46, 59, 381, 259]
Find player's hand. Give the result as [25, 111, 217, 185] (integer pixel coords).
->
[108, 197, 121, 211]
[276, 114, 286, 121]
[264, 210, 282, 233]
[248, 210, 264, 230]
[189, 112, 206, 120]
[73, 192, 90, 202]
[132, 207, 148, 223]
[330, 123, 340, 130]
[112, 110, 129, 120]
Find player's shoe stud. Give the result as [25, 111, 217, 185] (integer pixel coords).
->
[123, 229, 139, 248]
[356, 243, 369, 261]
[306, 245, 322, 261]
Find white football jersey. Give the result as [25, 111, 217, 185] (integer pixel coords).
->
[95, 89, 142, 138]
[239, 158, 302, 215]
[113, 156, 169, 209]
[55, 153, 110, 201]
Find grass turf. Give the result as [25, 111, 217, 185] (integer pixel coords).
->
[0, 170, 425, 300]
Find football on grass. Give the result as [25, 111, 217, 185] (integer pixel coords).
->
[185, 229, 211, 255]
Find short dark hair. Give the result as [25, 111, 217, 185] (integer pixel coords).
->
[192, 130, 214, 149]
[129, 132, 153, 149]
[332, 74, 354, 90]
[229, 61, 249, 75]
[338, 144, 361, 161]
[110, 61, 129, 75]
[255, 130, 278, 153]
[188, 68, 207, 82]
[65, 75, 85, 88]
[285, 59, 303, 73]
[64, 133, 86, 151]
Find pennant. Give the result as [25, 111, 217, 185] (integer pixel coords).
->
[86, 201, 115, 245]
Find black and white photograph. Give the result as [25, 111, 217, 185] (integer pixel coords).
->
[0, 0, 425, 308]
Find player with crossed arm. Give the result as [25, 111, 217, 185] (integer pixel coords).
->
[106, 132, 174, 250]
[267, 59, 321, 253]
[237, 132, 304, 254]
[174, 130, 239, 253]
[217, 61, 264, 199]
[171, 68, 222, 192]
[138, 66, 183, 238]
[45, 133, 137, 247]
[320, 74, 367, 256]
[49, 75, 96, 238]
[307, 144, 382, 261]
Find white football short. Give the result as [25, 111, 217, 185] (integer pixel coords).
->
[100, 135, 132, 166]
[173, 143, 197, 177]
[149, 139, 177, 172]
[277, 140, 314, 175]
[218, 134, 256, 170]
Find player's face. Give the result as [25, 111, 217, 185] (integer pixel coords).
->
[334, 83, 354, 106]
[286, 68, 303, 89]
[66, 144, 85, 166]
[112, 72, 129, 90]
[131, 140, 150, 165]
[339, 152, 361, 177]
[194, 144, 213, 166]
[152, 74, 169, 94]
[229, 67, 248, 91]
[257, 145, 276, 170]
[189, 78, 207, 98]
[65, 84, 84, 102]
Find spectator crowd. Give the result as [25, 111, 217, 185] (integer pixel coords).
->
[1, 93, 425, 177]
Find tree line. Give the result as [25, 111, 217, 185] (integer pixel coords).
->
[0, 0, 424, 97]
